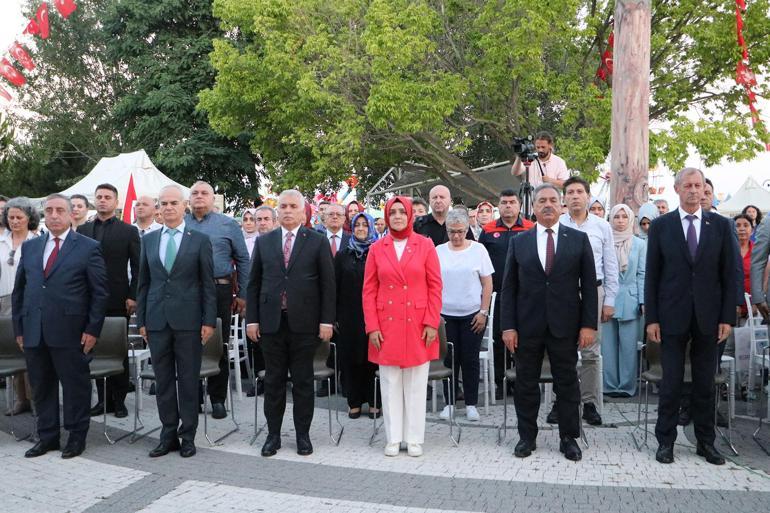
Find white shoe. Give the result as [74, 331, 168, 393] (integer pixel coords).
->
[466, 406, 480, 422]
[439, 405, 453, 420]
[407, 443, 423, 457]
[384, 443, 400, 457]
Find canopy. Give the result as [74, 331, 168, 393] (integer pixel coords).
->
[58, 150, 189, 201]
[716, 176, 770, 215]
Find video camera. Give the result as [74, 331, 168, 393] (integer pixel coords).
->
[512, 136, 538, 162]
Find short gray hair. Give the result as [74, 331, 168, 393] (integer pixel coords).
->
[2, 196, 40, 231]
[255, 205, 277, 221]
[278, 189, 305, 203]
[446, 208, 469, 227]
[533, 183, 561, 201]
[159, 184, 187, 200]
[653, 199, 668, 207]
[45, 193, 72, 212]
[674, 167, 705, 187]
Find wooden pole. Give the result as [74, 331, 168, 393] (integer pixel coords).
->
[609, 0, 651, 213]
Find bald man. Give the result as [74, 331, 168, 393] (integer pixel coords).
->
[133, 195, 162, 237]
[414, 185, 473, 246]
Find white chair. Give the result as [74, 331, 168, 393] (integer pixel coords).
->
[745, 293, 770, 454]
[226, 314, 254, 402]
[478, 292, 497, 413]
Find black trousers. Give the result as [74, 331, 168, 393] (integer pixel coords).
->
[655, 314, 718, 446]
[513, 329, 580, 441]
[442, 313, 483, 406]
[680, 339, 726, 411]
[344, 359, 379, 409]
[206, 283, 233, 404]
[148, 326, 202, 443]
[95, 311, 130, 407]
[260, 312, 319, 434]
[25, 334, 91, 444]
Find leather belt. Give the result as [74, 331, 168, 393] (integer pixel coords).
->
[214, 278, 231, 285]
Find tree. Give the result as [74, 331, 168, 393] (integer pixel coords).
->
[199, 0, 770, 199]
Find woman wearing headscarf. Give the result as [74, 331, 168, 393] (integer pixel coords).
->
[242, 208, 258, 258]
[601, 204, 646, 397]
[335, 212, 381, 419]
[589, 196, 607, 220]
[343, 201, 364, 233]
[363, 197, 442, 457]
[636, 203, 659, 240]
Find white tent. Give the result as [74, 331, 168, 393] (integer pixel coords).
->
[58, 150, 189, 202]
[717, 176, 770, 215]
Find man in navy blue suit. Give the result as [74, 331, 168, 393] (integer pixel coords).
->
[13, 194, 109, 459]
[645, 168, 737, 465]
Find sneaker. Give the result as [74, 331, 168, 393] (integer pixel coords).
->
[439, 405, 453, 420]
[466, 406, 480, 422]
[384, 443, 399, 457]
[407, 443, 423, 457]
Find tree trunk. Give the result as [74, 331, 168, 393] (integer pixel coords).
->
[610, 0, 651, 214]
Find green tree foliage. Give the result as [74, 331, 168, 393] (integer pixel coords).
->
[199, 0, 770, 198]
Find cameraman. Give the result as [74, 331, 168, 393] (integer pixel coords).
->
[510, 131, 569, 188]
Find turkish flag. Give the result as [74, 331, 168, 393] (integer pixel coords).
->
[9, 42, 35, 71]
[24, 3, 51, 40]
[123, 174, 137, 223]
[0, 59, 26, 87]
[55, 0, 78, 19]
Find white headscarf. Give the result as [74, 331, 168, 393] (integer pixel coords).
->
[610, 204, 635, 273]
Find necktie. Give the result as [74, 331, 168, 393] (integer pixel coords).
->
[164, 228, 178, 272]
[44, 237, 60, 277]
[330, 234, 337, 256]
[685, 214, 698, 258]
[544, 228, 555, 275]
[281, 232, 294, 310]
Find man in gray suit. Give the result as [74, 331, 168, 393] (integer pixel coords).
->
[137, 185, 217, 458]
[751, 216, 770, 317]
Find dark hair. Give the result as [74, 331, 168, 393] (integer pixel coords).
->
[535, 131, 553, 144]
[70, 193, 90, 208]
[319, 200, 331, 207]
[562, 176, 590, 195]
[411, 197, 429, 210]
[704, 178, 714, 191]
[499, 188, 519, 200]
[741, 204, 763, 226]
[95, 183, 119, 197]
[2, 196, 41, 231]
[734, 214, 752, 225]
[0, 195, 8, 203]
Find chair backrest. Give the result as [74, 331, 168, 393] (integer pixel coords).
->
[202, 318, 224, 365]
[93, 317, 128, 361]
[314, 338, 331, 364]
[644, 340, 662, 372]
[437, 317, 448, 361]
[481, 292, 497, 351]
[0, 316, 23, 359]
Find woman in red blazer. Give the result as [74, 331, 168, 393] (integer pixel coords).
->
[362, 196, 442, 457]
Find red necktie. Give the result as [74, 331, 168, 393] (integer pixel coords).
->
[281, 232, 293, 309]
[544, 228, 555, 275]
[44, 237, 60, 277]
[330, 234, 338, 256]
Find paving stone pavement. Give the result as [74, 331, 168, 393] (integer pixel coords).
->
[1, 387, 770, 513]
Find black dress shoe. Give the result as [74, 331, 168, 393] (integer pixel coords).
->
[61, 438, 86, 459]
[716, 411, 729, 428]
[256, 381, 265, 396]
[368, 410, 382, 420]
[546, 406, 558, 424]
[514, 439, 536, 458]
[149, 438, 180, 457]
[246, 385, 256, 398]
[180, 439, 197, 458]
[582, 402, 602, 426]
[696, 442, 725, 465]
[296, 433, 313, 456]
[261, 433, 281, 457]
[559, 437, 582, 461]
[90, 402, 114, 417]
[316, 381, 330, 397]
[127, 382, 136, 393]
[25, 439, 60, 458]
[211, 402, 227, 419]
[348, 409, 362, 419]
[678, 407, 692, 426]
[656, 444, 674, 464]
[114, 401, 128, 419]
[149, 383, 156, 395]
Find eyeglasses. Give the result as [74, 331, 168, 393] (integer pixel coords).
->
[7, 249, 16, 266]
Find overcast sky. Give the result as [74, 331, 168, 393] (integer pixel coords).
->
[1, 0, 767, 205]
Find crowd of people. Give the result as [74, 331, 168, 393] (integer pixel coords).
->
[1, 141, 769, 465]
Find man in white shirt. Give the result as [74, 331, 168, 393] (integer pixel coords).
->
[553, 176, 619, 427]
[510, 131, 570, 189]
[133, 195, 162, 236]
[323, 203, 349, 257]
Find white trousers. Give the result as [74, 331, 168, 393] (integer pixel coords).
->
[379, 362, 429, 444]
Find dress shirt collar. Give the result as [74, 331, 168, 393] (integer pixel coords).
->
[536, 222, 560, 236]
[163, 221, 185, 235]
[49, 228, 71, 243]
[679, 207, 702, 221]
[326, 228, 343, 238]
[281, 225, 300, 240]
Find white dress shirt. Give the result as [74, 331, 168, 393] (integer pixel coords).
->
[678, 207, 702, 243]
[43, 228, 70, 268]
[326, 229, 343, 253]
[134, 220, 163, 237]
[159, 222, 185, 265]
[536, 222, 560, 271]
[281, 226, 300, 255]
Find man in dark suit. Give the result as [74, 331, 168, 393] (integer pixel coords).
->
[500, 183, 597, 462]
[247, 189, 336, 457]
[77, 183, 140, 418]
[13, 194, 109, 459]
[136, 185, 217, 458]
[646, 168, 736, 466]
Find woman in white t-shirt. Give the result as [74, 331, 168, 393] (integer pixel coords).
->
[436, 209, 494, 421]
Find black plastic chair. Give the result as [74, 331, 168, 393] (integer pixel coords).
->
[0, 316, 32, 441]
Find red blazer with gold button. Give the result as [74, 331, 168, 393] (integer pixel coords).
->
[362, 233, 443, 368]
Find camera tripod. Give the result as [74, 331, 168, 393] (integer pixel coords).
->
[518, 159, 545, 220]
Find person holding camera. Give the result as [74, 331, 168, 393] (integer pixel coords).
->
[510, 131, 570, 189]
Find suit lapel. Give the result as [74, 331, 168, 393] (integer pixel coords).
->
[287, 227, 309, 272]
[146, 230, 168, 276]
[552, 225, 570, 271]
[381, 236, 406, 284]
[168, 229, 194, 275]
[673, 209, 694, 265]
[695, 211, 712, 264]
[46, 231, 79, 279]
